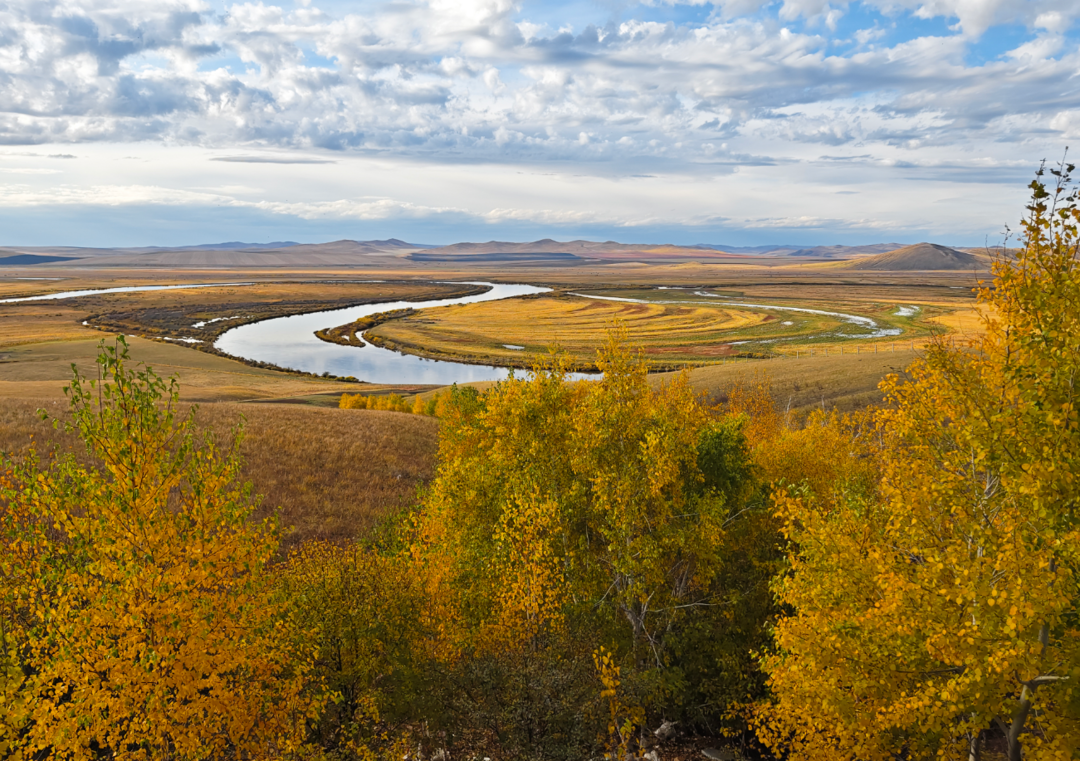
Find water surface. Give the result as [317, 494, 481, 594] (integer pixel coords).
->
[215, 282, 551, 385]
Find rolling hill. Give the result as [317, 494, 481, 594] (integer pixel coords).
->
[843, 242, 984, 271]
[20, 239, 425, 268]
[0, 253, 80, 266]
[416, 239, 771, 263]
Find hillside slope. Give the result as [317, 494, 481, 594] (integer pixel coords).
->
[845, 242, 984, 271]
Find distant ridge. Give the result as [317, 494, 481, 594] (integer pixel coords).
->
[420, 239, 755, 260]
[694, 243, 904, 257]
[6, 239, 428, 268]
[845, 243, 983, 271]
[410, 251, 584, 263]
[0, 253, 79, 266]
[150, 241, 302, 251]
[427, 239, 906, 260]
[786, 243, 904, 258]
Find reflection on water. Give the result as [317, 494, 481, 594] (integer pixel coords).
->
[215, 282, 556, 385]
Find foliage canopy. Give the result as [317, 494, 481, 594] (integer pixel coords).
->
[757, 161, 1080, 760]
[0, 338, 321, 760]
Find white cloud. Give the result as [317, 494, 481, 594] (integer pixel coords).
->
[0, 0, 1074, 244]
[0, 0, 1073, 164]
[1049, 110, 1080, 138]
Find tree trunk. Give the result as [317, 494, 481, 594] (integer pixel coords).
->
[967, 724, 981, 761]
[1007, 685, 1032, 761]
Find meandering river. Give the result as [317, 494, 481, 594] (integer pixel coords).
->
[0, 282, 255, 304]
[5, 280, 905, 384]
[215, 282, 550, 384]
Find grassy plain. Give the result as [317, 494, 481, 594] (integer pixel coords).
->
[366, 284, 979, 369]
[368, 293, 784, 368]
[0, 337, 434, 403]
[0, 263, 982, 550]
[0, 267, 982, 403]
[673, 349, 920, 415]
[0, 397, 436, 552]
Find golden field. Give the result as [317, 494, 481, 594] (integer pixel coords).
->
[0, 397, 436, 552]
[366, 285, 980, 369]
[0, 265, 992, 557]
[368, 293, 786, 368]
[0, 268, 986, 409]
[0, 336, 374, 403]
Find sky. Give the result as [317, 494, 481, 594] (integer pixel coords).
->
[0, 0, 1077, 247]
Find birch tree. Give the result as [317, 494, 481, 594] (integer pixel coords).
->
[758, 161, 1080, 760]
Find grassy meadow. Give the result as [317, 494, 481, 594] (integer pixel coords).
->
[0, 267, 984, 552]
[365, 284, 979, 369]
[0, 268, 983, 416]
[0, 396, 436, 553]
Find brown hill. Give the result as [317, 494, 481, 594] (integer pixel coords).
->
[418, 239, 762, 262]
[786, 243, 904, 258]
[844, 243, 984, 271]
[34, 240, 424, 268]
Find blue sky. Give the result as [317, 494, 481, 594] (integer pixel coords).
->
[0, 0, 1077, 247]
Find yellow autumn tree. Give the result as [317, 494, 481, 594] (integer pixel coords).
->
[277, 541, 429, 758]
[408, 329, 763, 756]
[757, 162, 1080, 760]
[414, 333, 732, 659]
[0, 337, 322, 760]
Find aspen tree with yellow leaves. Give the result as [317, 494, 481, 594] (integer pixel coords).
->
[0, 338, 323, 761]
[408, 330, 766, 757]
[757, 162, 1080, 760]
[277, 541, 430, 758]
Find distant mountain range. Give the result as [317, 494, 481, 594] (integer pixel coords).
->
[692, 243, 905, 257]
[0, 239, 427, 268]
[0, 238, 988, 270]
[415, 239, 917, 261]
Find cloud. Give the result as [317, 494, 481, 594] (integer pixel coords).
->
[0, 0, 1073, 245]
[0, 0, 1072, 166]
[211, 155, 336, 163]
[738, 215, 908, 230]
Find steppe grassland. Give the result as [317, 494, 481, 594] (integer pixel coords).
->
[585, 282, 987, 352]
[0, 278, 478, 401]
[0, 337, 371, 402]
[665, 348, 922, 415]
[929, 302, 994, 335]
[0, 277, 481, 350]
[366, 281, 980, 368]
[368, 294, 806, 367]
[0, 397, 436, 552]
[0, 275, 256, 346]
[0, 266, 986, 550]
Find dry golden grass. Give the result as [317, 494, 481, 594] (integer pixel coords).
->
[929, 303, 993, 335]
[0, 398, 438, 552]
[0, 337, 368, 402]
[0, 304, 100, 346]
[366, 283, 977, 368]
[664, 349, 922, 415]
[368, 294, 820, 368]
